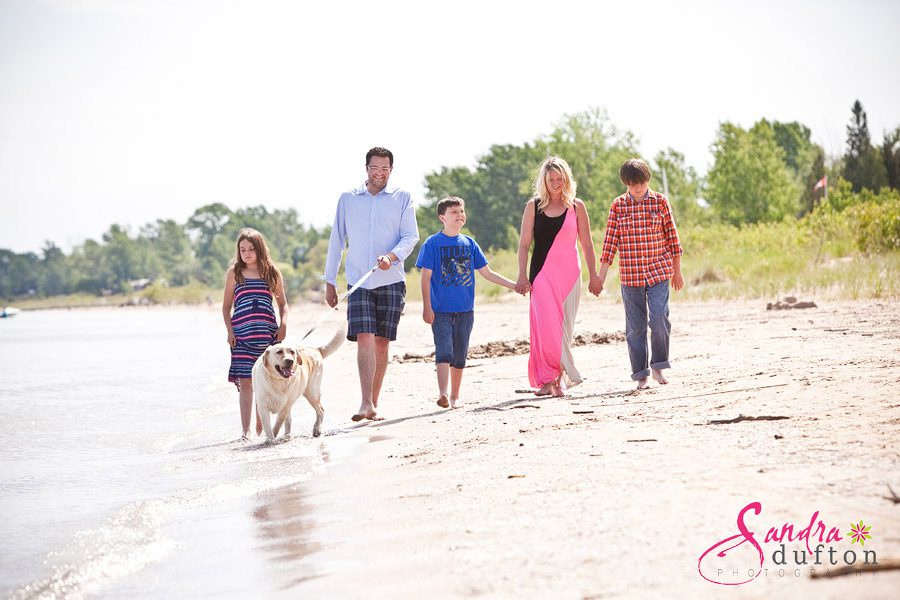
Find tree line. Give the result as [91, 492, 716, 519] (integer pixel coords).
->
[2, 100, 898, 302]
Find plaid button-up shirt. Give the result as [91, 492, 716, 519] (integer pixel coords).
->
[599, 190, 683, 287]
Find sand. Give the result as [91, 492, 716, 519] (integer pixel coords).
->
[277, 296, 899, 598]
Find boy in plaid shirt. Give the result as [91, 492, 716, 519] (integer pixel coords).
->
[597, 159, 685, 390]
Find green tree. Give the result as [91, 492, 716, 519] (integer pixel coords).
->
[421, 108, 638, 248]
[141, 219, 195, 286]
[70, 239, 112, 293]
[770, 120, 824, 215]
[706, 121, 799, 225]
[186, 203, 236, 283]
[843, 100, 888, 192]
[39, 242, 71, 296]
[0, 250, 40, 298]
[422, 143, 543, 250]
[653, 148, 706, 225]
[882, 126, 900, 190]
[102, 224, 146, 291]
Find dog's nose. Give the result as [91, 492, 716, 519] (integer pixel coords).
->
[283, 358, 294, 368]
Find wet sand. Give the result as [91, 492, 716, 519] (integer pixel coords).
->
[276, 297, 900, 598]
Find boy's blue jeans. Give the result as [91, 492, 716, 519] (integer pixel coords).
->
[431, 311, 474, 369]
[620, 281, 671, 380]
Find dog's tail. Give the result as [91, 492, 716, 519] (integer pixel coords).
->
[319, 321, 346, 359]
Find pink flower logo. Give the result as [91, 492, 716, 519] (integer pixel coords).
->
[847, 520, 873, 545]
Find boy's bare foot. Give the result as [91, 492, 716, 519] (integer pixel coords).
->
[651, 369, 668, 385]
[636, 377, 650, 390]
[437, 394, 450, 408]
[352, 401, 379, 422]
[450, 397, 462, 409]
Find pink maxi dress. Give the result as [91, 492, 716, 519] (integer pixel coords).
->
[528, 203, 583, 389]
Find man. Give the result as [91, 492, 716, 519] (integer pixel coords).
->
[324, 147, 419, 421]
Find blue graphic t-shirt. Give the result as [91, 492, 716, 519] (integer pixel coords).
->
[415, 231, 488, 312]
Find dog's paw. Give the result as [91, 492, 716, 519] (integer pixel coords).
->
[312, 428, 321, 438]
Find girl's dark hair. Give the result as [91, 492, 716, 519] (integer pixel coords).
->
[232, 228, 279, 293]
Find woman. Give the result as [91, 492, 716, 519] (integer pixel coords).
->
[516, 156, 601, 396]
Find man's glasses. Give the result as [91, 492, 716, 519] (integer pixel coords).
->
[367, 165, 392, 173]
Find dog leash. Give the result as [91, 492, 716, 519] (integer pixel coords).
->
[299, 263, 380, 341]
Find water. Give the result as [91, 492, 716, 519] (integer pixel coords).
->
[0, 308, 345, 599]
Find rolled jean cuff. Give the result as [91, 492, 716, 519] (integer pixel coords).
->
[631, 368, 651, 381]
[650, 360, 671, 371]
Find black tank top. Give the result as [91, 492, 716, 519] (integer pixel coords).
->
[529, 201, 568, 283]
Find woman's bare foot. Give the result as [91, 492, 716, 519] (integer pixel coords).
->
[437, 394, 450, 408]
[636, 377, 650, 390]
[534, 383, 553, 396]
[551, 379, 566, 397]
[450, 397, 463, 409]
[651, 369, 668, 385]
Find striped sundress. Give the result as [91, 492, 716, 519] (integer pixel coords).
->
[527, 203, 583, 389]
[228, 278, 278, 386]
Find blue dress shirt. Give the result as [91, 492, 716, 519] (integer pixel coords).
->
[324, 183, 420, 290]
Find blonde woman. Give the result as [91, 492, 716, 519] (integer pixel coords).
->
[516, 157, 601, 396]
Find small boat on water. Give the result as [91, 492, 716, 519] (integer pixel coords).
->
[1, 306, 21, 318]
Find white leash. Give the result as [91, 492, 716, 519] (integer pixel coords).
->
[299, 264, 379, 341]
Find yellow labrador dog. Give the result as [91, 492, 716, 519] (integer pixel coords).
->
[252, 324, 345, 443]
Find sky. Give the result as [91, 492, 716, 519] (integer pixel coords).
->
[1, 0, 899, 254]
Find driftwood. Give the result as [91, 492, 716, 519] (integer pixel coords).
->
[809, 558, 900, 579]
[884, 484, 900, 505]
[705, 414, 790, 425]
[767, 297, 818, 310]
[396, 331, 624, 363]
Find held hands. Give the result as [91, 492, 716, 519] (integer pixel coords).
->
[588, 273, 603, 296]
[325, 283, 338, 308]
[422, 305, 435, 324]
[515, 275, 531, 295]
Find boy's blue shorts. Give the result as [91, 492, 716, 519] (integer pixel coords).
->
[431, 311, 474, 368]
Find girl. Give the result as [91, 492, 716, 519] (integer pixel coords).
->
[222, 228, 288, 440]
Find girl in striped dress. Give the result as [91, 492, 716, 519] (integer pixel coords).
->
[222, 228, 288, 440]
[515, 157, 602, 397]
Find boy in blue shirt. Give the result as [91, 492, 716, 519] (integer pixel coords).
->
[416, 197, 518, 408]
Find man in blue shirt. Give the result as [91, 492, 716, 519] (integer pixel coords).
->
[324, 147, 419, 421]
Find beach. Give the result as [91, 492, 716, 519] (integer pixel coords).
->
[2, 298, 898, 599]
[290, 297, 900, 598]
